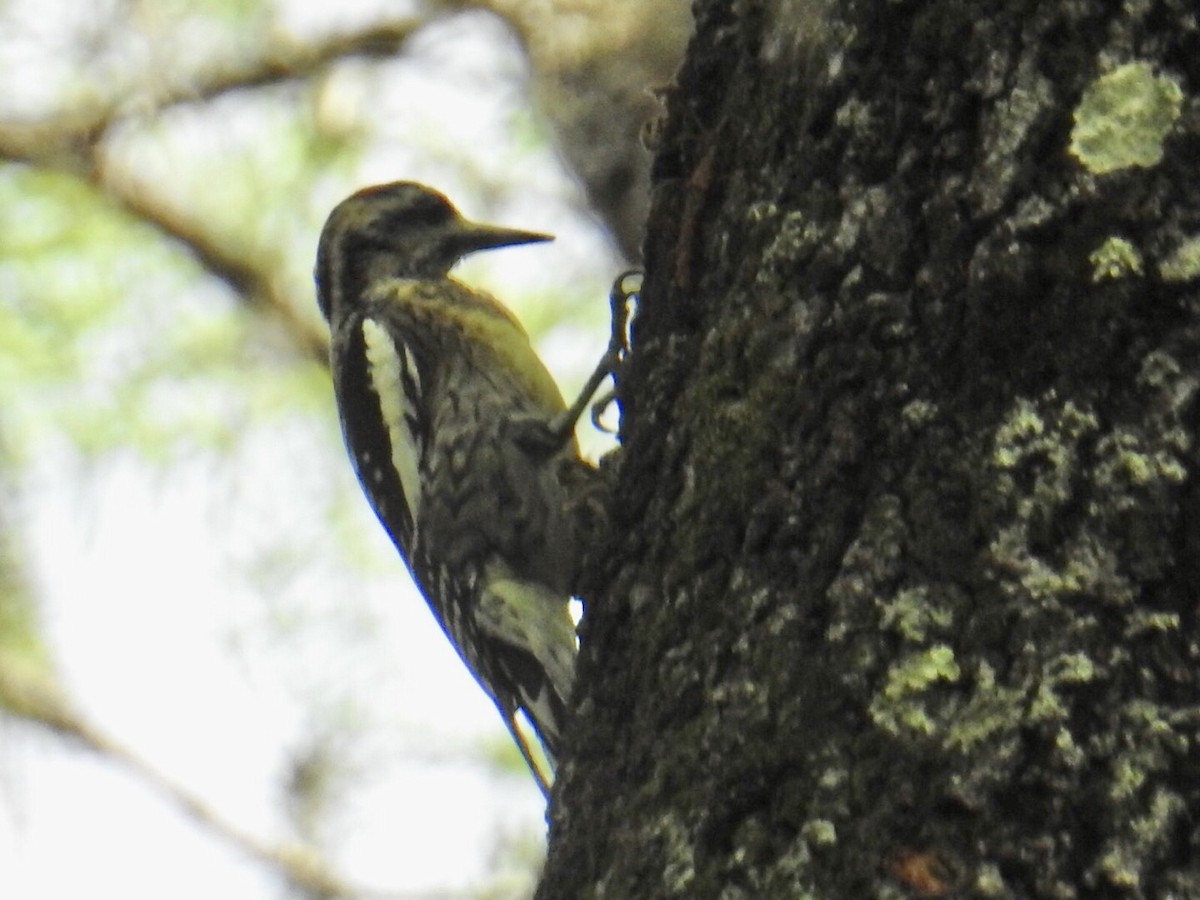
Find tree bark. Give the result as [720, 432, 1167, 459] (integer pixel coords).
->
[542, 0, 1200, 897]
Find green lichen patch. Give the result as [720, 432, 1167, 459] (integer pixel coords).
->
[877, 586, 954, 644]
[1069, 61, 1183, 174]
[988, 396, 1099, 527]
[869, 644, 962, 738]
[801, 818, 838, 847]
[1158, 234, 1200, 282]
[942, 661, 1025, 754]
[1090, 236, 1143, 281]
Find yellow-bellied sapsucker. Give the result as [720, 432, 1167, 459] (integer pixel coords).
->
[315, 181, 590, 795]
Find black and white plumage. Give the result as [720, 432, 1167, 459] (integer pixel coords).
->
[315, 182, 586, 793]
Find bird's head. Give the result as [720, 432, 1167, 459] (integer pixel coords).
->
[315, 181, 552, 322]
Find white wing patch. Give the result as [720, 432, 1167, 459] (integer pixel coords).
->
[477, 578, 577, 693]
[362, 317, 423, 519]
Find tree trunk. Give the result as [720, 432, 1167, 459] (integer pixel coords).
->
[541, 1, 1200, 897]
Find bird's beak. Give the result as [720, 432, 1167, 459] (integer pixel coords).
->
[457, 222, 554, 256]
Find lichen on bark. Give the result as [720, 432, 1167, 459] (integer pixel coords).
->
[540, 1, 1200, 897]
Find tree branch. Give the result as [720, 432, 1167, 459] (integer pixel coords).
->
[0, 658, 359, 898]
[166, 21, 423, 108]
[100, 160, 332, 365]
[0, 20, 423, 162]
[0, 22, 433, 368]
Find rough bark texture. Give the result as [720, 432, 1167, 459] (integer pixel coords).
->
[542, 1, 1200, 898]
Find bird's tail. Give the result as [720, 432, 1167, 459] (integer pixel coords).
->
[477, 574, 577, 790]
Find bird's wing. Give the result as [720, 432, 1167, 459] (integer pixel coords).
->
[475, 572, 576, 756]
[332, 310, 423, 558]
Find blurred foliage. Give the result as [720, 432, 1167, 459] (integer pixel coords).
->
[0, 478, 51, 690]
[0, 165, 331, 464]
[0, 0, 659, 894]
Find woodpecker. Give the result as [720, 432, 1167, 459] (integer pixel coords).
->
[315, 182, 591, 795]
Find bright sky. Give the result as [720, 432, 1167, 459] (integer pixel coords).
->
[0, 1, 622, 896]
[7, 449, 550, 897]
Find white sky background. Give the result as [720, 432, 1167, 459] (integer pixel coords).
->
[0, 0, 622, 896]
